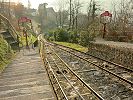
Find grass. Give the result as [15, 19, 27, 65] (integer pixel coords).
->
[55, 42, 88, 52]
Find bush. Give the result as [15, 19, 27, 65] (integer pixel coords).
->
[47, 28, 69, 42]
[46, 28, 97, 46]
[55, 28, 69, 42]
[79, 31, 95, 46]
[0, 36, 13, 71]
[49, 36, 55, 41]
[68, 30, 79, 43]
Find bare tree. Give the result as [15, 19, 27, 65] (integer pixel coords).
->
[114, 0, 131, 35]
[73, 0, 82, 30]
[69, 0, 72, 29]
[56, 0, 69, 28]
[68, 0, 83, 30]
[106, 0, 133, 41]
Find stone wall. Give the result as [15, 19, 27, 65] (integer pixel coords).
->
[87, 42, 133, 69]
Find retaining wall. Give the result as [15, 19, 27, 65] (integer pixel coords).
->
[87, 42, 133, 69]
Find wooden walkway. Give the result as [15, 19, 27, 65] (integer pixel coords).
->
[0, 49, 55, 100]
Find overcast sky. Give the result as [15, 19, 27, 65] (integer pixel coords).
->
[19, 0, 123, 13]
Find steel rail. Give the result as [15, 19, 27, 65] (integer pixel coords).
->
[47, 44, 104, 100]
[42, 58, 58, 100]
[51, 42, 133, 72]
[48, 45, 86, 100]
[44, 58, 69, 100]
[53, 45, 133, 86]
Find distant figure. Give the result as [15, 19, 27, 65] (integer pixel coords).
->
[35, 24, 41, 36]
[34, 40, 38, 47]
[34, 24, 42, 49]
[37, 34, 42, 53]
[23, 28, 29, 50]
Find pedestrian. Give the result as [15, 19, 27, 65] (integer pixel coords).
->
[37, 34, 42, 53]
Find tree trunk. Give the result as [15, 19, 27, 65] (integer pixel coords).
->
[69, 0, 72, 29]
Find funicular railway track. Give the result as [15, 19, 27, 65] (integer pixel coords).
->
[43, 42, 104, 100]
[50, 42, 133, 85]
[44, 42, 133, 100]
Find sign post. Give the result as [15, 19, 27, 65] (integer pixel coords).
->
[18, 17, 32, 50]
[100, 11, 112, 38]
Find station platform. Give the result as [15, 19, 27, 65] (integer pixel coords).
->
[94, 38, 133, 49]
[0, 48, 55, 100]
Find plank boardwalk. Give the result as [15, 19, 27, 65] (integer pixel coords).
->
[0, 49, 55, 100]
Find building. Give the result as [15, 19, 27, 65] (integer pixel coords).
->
[46, 7, 56, 29]
[27, 8, 37, 17]
[38, 3, 47, 29]
[38, 3, 57, 31]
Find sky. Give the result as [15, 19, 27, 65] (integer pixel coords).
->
[20, 0, 57, 8]
[15, 0, 122, 13]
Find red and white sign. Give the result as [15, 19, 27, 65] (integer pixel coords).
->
[18, 17, 31, 23]
[100, 11, 112, 17]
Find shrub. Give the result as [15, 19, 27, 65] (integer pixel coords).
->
[68, 30, 79, 43]
[0, 36, 13, 71]
[79, 31, 95, 46]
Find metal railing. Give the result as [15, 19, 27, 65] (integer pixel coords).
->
[0, 13, 20, 42]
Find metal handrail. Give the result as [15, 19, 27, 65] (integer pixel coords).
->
[0, 13, 20, 42]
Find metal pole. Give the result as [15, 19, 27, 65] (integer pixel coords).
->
[103, 23, 106, 38]
[25, 33, 29, 49]
[23, 28, 29, 49]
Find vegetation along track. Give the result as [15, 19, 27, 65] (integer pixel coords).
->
[47, 42, 133, 100]
[43, 42, 104, 100]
